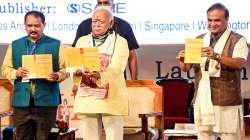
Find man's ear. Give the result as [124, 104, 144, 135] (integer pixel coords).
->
[110, 19, 114, 28]
[109, 20, 114, 34]
[44, 22, 47, 28]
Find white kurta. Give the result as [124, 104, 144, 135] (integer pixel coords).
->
[73, 33, 129, 116]
[195, 28, 249, 133]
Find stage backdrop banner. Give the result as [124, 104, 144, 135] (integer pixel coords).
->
[0, 0, 250, 45]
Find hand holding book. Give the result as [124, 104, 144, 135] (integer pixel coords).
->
[73, 69, 101, 88]
[16, 67, 29, 78]
[47, 72, 59, 81]
[176, 50, 185, 62]
[76, 69, 107, 99]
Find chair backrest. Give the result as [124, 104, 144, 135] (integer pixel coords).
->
[156, 78, 194, 121]
[123, 80, 162, 128]
[0, 79, 13, 126]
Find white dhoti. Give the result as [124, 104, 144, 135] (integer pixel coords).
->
[80, 114, 123, 140]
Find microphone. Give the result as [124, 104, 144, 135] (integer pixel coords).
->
[204, 58, 210, 71]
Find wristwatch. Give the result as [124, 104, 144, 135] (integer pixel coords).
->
[214, 53, 221, 62]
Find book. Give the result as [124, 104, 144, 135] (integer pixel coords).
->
[83, 47, 100, 72]
[64, 47, 101, 85]
[64, 47, 84, 73]
[78, 83, 109, 99]
[22, 54, 52, 79]
[64, 47, 100, 72]
[184, 39, 203, 64]
[22, 55, 36, 79]
[35, 54, 53, 78]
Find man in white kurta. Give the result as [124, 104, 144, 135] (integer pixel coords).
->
[177, 3, 249, 140]
[72, 6, 129, 140]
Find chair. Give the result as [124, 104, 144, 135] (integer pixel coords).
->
[124, 80, 163, 140]
[102, 80, 163, 140]
[0, 79, 13, 139]
[156, 78, 195, 129]
[0, 79, 13, 127]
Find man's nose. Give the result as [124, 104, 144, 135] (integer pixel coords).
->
[30, 26, 36, 30]
[211, 21, 217, 27]
[95, 21, 102, 27]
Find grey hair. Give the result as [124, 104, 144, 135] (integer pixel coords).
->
[93, 6, 114, 21]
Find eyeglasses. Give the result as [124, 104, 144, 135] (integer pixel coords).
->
[97, 1, 111, 6]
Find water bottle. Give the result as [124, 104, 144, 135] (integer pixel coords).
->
[61, 98, 70, 126]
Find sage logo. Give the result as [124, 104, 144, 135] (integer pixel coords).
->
[67, 3, 80, 14]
